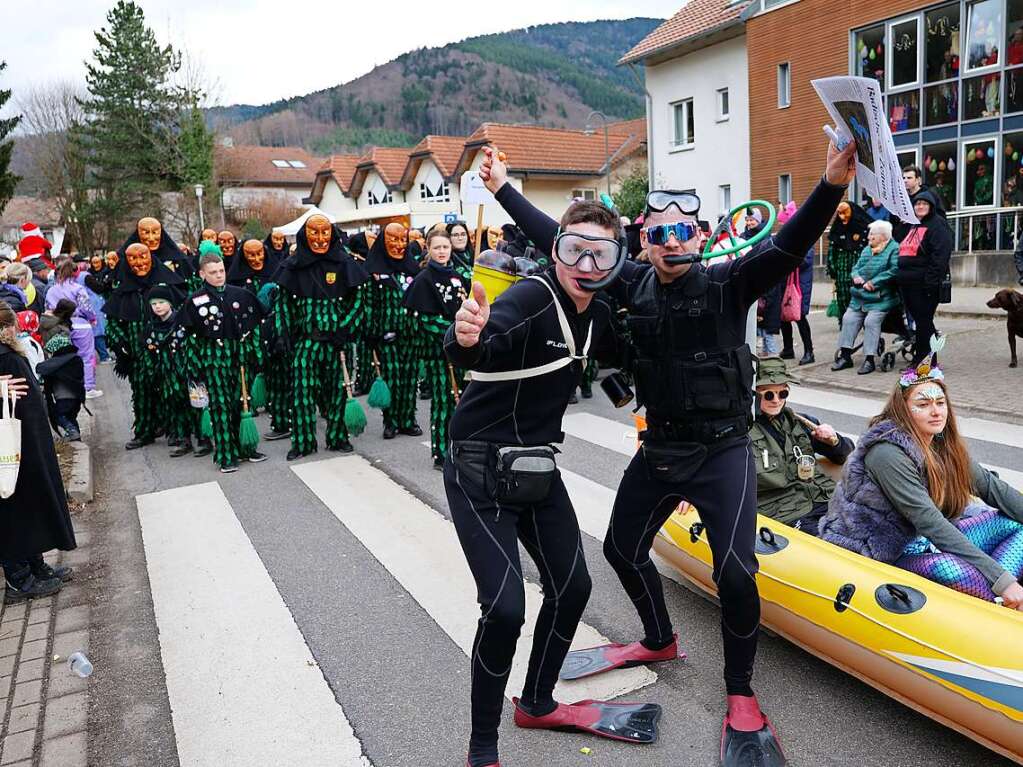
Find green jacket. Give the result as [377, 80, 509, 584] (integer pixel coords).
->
[750, 409, 851, 524]
[848, 240, 900, 313]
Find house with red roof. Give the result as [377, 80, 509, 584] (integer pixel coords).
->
[620, 0, 752, 223]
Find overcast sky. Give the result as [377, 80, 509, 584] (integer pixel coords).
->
[2, 0, 678, 112]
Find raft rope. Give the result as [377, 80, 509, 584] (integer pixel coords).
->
[670, 526, 1023, 689]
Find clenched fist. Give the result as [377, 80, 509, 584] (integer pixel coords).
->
[455, 281, 491, 348]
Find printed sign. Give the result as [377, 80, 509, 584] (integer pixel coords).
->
[460, 171, 497, 206]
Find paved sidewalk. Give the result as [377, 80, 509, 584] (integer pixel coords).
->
[0, 415, 96, 767]
[810, 281, 1009, 318]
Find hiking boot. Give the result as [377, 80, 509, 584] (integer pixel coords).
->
[4, 565, 61, 603]
[264, 428, 292, 441]
[169, 440, 193, 458]
[30, 557, 73, 583]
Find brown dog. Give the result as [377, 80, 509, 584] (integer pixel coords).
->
[987, 289, 1023, 367]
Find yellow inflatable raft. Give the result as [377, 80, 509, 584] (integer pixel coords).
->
[655, 502, 1023, 764]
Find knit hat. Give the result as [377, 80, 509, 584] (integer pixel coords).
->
[756, 356, 800, 387]
[146, 284, 176, 304]
[44, 333, 73, 355]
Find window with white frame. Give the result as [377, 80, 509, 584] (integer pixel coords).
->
[777, 62, 791, 107]
[671, 98, 695, 147]
[717, 88, 730, 120]
[572, 188, 597, 201]
[419, 181, 451, 202]
[719, 184, 732, 213]
[778, 174, 792, 204]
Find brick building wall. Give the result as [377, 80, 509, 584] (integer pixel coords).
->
[747, 0, 928, 207]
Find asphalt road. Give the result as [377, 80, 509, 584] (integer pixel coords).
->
[83, 363, 1016, 767]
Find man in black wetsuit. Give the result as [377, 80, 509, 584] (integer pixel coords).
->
[445, 201, 659, 767]
[479, 139, 857, 766]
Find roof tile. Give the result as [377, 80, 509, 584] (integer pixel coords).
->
[619, 0, 749, 65]
[216, 145, 324, 186]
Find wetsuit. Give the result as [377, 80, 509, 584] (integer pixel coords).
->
[494, 178, 844, 698]
[443, 270, 619, 767]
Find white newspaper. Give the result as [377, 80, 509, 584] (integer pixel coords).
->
[811, 76, 918, 224]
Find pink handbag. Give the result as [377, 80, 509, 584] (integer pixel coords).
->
[780, 271, 803, 323]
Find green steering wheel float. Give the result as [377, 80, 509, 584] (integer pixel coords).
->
[701, 200, 777, 260]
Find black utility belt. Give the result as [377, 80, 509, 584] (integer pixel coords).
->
[640, 413, 752, 445]
[451, 440, 559, 505]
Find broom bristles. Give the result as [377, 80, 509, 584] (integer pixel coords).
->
[344, 398, 367, 436]
[250, 373, 267, 410]
[200, 408, 213, 439]
[367, 377, 392, 410]
[239, 411, 260, 451]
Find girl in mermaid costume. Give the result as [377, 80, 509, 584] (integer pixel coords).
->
[820, 337, 1023, 609]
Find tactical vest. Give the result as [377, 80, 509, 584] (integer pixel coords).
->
[626, 266, 754, 439]
[749, 409, 836, 524]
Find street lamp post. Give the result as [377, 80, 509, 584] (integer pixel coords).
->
[585, 110, 611, 197]
[194, 184, 205, 231]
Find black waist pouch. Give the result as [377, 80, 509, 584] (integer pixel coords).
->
[494, 446, 558, 504]
[641, 442, 707, 484]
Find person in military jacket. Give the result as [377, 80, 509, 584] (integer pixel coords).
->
[751, 356, 853, 534]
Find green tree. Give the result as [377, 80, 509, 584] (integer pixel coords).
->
[613, 166, 648, 221]
[0, 62, 22, 216]
[77, 0, 185, 245]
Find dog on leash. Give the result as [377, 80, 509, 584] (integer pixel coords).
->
[987, 288, 1023, 367]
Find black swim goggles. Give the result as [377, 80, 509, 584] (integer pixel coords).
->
[553, 232, 624, 271]
[645, 190, 701, 216]
[643, 221, 701, 246]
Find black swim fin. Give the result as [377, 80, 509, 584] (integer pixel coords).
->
[721, 695, 786, 766]
[514, 698, 662, 744]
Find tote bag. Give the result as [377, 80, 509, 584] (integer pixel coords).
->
[0, 379, 23, 499]
[780, 271, 803, 323]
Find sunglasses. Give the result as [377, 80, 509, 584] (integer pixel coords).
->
[760, 389, 789, 402]
[646, 190, 702, 215]
[644, 221, 701, 246]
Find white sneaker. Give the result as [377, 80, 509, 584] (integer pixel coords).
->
[85, 390, 103, 399]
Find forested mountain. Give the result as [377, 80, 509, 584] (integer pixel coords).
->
[209, 18, 659, 154]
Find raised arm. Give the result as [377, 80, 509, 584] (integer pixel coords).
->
[480, 147, 559, 259]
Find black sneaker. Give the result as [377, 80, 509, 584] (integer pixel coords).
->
[383, 425, 397, 440]
[398, 424, 423, 437]
[125, 437, 153, 450]
[857, 357, 876, 375]
[580, 387, 593, 399]
[831, 357, 853, 372]
[30, 559, 73, 583]
[286, 448, 316, 461]
[798, 351, 815, 366]
[779, 347, 795, 360]
[568, 392, 579, 404]
[327, 441, 354, 453]
[194, 440, 213, 458]
[4, 568, 62, 603]
[246, 451, 269, 463]
[264, 428, 292, 441]
[433, 456, 445, 471]
[169, 441, 193, 458]
[220, 462, 239, 474]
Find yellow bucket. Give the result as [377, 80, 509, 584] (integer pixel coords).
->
[472, 265, 520, 304]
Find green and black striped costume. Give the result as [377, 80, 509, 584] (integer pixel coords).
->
[103, 256, 187, 444]
[403, 260, 468, 460]
[364, 236, 421, 432]
[179, 283, 265, 468]
[275, 227, 370, 456]
[140, 307, 198, 444]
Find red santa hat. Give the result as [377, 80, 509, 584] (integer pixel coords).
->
[17, 223, 54, 268]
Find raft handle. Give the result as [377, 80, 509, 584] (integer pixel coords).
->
[689, 522, 705, 543]
[875, 583, 927, 615]
[834, 583, 856, 613]
[755, 526, 789, 554]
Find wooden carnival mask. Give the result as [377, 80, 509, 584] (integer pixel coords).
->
[137, 217, 162, 253]
[105, 251, 119, 270]
[305, 215, 333, 255]
[384, 222, 408, 259]
[271, 230, 286, 251]
[201, 228, 218, 242]
[125, 243, 153, 278]
[242, 239, 266, 271]
[217, 230, 237, 257]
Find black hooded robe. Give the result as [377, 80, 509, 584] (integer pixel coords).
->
[826, 202, 872, 320]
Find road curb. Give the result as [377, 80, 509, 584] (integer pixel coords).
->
[67, 443, 93, 504]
